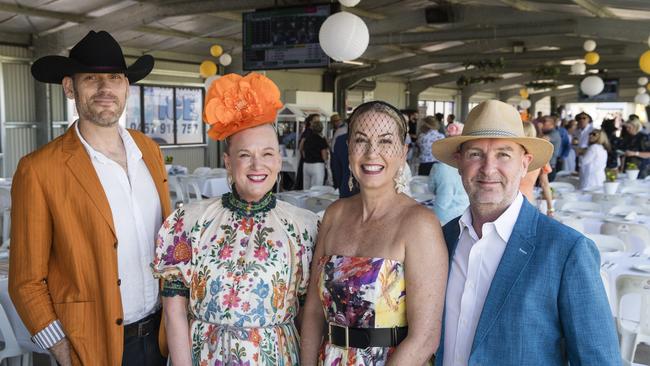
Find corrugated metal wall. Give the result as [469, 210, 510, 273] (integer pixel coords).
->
[51, 84, 66, 122]
[3, 63, 35, 122]
[0, 45, 31, 59]
[5, 123, 37, 175]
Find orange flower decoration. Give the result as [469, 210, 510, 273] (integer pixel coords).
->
[204, 72, 283, 140]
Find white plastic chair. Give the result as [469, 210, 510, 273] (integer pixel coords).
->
[178, 176, 203, 202]
[615, 275, 650, 365]
[0, 300, 30, 365]
[192, 167, 212, 176]
[558, 217, 585, 233]
[592, 192, 628, 205]
[204, 178, 230, 198]
[209, 168, 228, 177]
[276, 193, 304, 208]
[0, 188, 10, 245]
[305, 196, 335, 213]
[608, 205, 650, 216]
[167, 176, 186, 206]
[309, 185, 335, 194]
[621, 185, 647, 194]
[601, 221, 650, 253]
[550, 181, 576, 193]
[585, 234, 627, 253]
[600, 269, 612, 306]
[556, 200, 601, 213]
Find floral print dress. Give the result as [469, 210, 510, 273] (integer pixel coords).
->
[319, 255, 422, 366]
[152, 191, 318, 366]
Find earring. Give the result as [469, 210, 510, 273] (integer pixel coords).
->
[348, 175, 356, 191]
[394, 166, 408, 194]
[227, 174, 233, 188]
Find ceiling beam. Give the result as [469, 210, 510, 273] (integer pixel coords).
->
[370, 20, 576, 46]
[32, 0, 308, 54]
[498, 0, 540, 11]
[341, 42, 625, 89]
[571, 0, 619, 18]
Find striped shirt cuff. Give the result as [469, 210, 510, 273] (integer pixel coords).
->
[31, 320, 65, 349]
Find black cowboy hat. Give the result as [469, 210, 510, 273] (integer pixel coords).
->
[31, 30, 154, 84]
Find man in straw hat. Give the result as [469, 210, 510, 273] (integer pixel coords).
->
[431, 100, 619, 365]
[10, 30, 170, 365]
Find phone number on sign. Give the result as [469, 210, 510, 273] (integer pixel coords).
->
[130, 123, 200, 135]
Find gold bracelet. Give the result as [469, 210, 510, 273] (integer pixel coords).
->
[547, 208, 555, 213]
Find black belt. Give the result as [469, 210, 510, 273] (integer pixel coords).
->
[124, 310, 161, 338]
[328, 323, 408, 349]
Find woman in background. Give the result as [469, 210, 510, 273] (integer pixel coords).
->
[427, 122, 469, 224]
[622, 118, 650, 178]
[580, 129, 610, 190]
[416, 116, 445, 176]
[520, 122, 554, 216]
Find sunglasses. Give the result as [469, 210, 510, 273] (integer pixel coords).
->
[589, 132, 599, 136]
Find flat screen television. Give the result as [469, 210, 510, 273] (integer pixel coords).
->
[242, 4, 336, 71]
[577, 78, 619, 102]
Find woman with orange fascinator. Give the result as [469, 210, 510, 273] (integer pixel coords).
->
[151, 72, 319, 365]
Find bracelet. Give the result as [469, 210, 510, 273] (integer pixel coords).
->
[636, 151, 640, 157]
[547, 208, 555, 213]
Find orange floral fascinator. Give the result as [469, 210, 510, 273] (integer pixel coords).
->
[204, 72, 283, 140]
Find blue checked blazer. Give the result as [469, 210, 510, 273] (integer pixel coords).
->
[435, 199, 620, 365]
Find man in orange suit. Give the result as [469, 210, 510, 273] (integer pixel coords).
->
[10, 31, 171, 365]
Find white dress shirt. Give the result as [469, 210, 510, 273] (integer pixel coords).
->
[578, 124, 594, 149]
[443, 193, 524, 366]
[579, 143, 607, 190]
[76, 123, 162, 324]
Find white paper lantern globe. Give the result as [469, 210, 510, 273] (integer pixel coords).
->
[519, 99, 532, 109]
[583, 40, 597, 52]
[580, 76, 604, 96]
[319, 12, 369, 61]
[570, 62, 586, 75]
[638, 87, 646, 95]
[635, 93, 650, 105]
[204, 75, 221, 91]
[219, 53, 232, 66]
[339, 0, 361, 7]
[638, 76, 649, 86]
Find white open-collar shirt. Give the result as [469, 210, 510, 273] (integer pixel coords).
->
[76, 123, 162, 324]
[443, 193, 524, 366]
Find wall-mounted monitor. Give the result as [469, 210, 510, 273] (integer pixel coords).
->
[242, 4, 336, 71]
[578, 78, 619, 102]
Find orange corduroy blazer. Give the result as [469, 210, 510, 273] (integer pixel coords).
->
[9, 124, 171, 365]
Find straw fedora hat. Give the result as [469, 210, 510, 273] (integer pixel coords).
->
[431, 100, 553, 171]
[31, 30, 153, 84]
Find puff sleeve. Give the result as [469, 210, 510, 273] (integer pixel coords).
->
[151, 207, 196, 298]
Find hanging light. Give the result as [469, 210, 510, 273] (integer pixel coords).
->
[634, 93, 650, 105]
[339, 0, 361, 6]
[583, 40, 597, 52]
[210, 45, 223, 57]
[570, 62, 586, 75]
[319, 12, 369, 61]
[580, 75, 604, 96]
[219, 53, 232, 66]
[199, 60, 217, 78]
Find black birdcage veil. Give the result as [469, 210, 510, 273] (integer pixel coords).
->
[347, 101, 408, 158]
